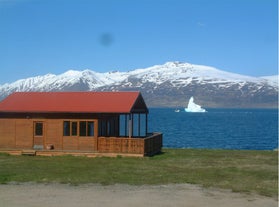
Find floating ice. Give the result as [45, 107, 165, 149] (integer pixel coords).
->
[185, 96, 207, 113]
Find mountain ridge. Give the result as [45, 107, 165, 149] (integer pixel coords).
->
[0, 61, 278, 108]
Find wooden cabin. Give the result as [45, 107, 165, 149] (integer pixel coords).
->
[0, 91, 162, 157]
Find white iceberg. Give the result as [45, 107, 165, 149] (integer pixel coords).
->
[185, 96, 207, 113]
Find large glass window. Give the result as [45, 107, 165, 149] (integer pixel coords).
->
[120, 114, 128, 137]
[119, 114, 147, 137]
[98, 118, 118, 137]
[98, 120, 106, 136]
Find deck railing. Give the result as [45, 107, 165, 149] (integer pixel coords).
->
[97, 132, 162, 156]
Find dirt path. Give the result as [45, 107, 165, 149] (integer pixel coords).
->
[0, 183, 277, 207]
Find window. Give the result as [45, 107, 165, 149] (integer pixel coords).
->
[34, 122, 43, 136]
[119, 114, 147, 137]
[64, 121, 78, 136]
[80, 121, 94, 137]
[63, 121, 70, 136]
[64, 121, 94, 137]
[79, 121, 87, 136]
[98, 117, 118, 137]
[71, 122, 77, 136]
[87, 122, 94, 136]
[98, 120, 106, 136]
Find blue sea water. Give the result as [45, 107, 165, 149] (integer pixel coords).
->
[148, 108, 278, 150]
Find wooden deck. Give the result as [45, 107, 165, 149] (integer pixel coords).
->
[97, 132, 163, 156]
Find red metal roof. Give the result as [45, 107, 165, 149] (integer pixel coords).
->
[0, 92, 148, 113]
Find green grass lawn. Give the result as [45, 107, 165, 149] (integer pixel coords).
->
[0, 149, 277, 198]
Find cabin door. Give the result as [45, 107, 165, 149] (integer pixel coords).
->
[33, 121, 45, 150]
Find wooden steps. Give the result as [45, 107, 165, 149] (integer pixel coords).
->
[21, 150, 36, 156]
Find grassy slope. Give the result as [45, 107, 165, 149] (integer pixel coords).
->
[0, 149, 277, 197]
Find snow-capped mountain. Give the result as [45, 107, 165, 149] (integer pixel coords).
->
[0, 62, 278, 108]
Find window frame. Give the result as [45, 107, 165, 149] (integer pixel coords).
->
[87, 121, 94, 137]
[63, 121, 71, 136]
[34, 122, 44, 137]
[79, 121, 87, 136]
[71, 122, 78, 136]
[63, 120, 95, 137]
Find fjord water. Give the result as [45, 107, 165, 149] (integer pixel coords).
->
[148, 108, 278, 150]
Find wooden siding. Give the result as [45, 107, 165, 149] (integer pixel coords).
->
[45, 120, 63, 150]
[0, 118, 99, 151]
[62, 137, 79, 150]
[0, 118, 162, 156]
[78, 137, 95, 151]
[16, 119, 43, 149]
[0, 119, 16, 148]
[0, 119, 34, 149]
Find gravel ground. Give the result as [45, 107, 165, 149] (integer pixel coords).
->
[0, 183, 277, 207]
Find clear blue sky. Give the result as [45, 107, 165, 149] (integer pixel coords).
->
[0, 0, 278, 84]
